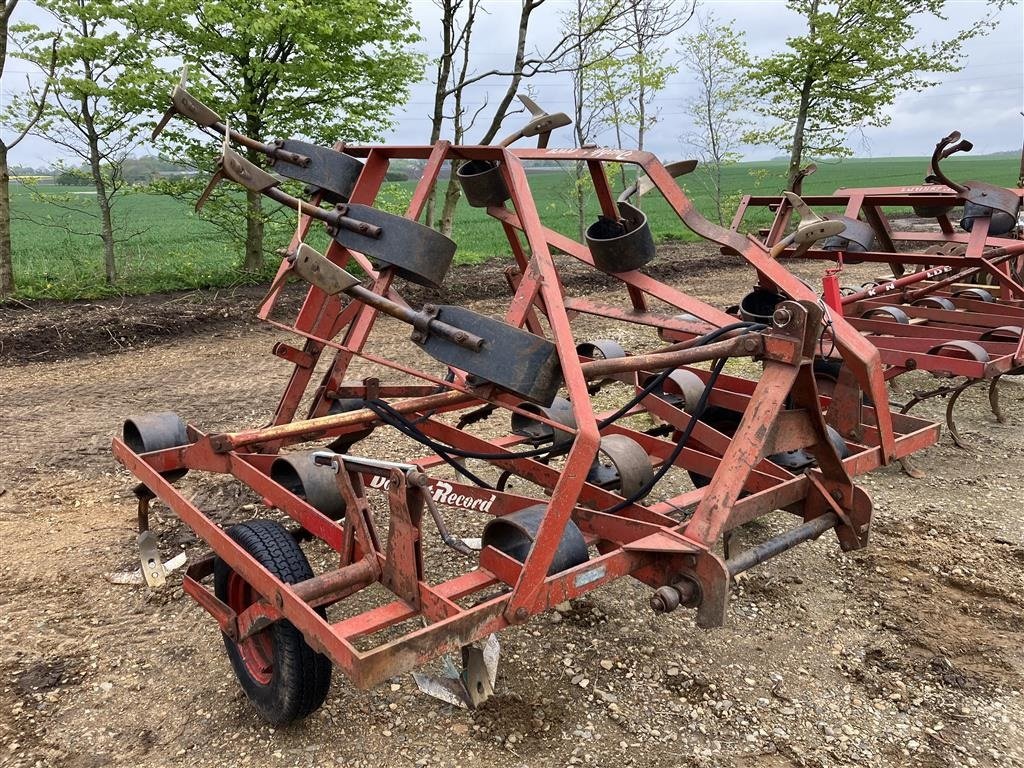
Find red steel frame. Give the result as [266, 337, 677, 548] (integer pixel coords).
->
[113, 144, 938, 690]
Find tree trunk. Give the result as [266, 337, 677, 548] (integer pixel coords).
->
[0, 141, 13, 298]
[80, 79, 118, 284]
[426, 0, 456, 229]
[243, 111, 265, 271]
[243, 187, 264, 271]
[787, 77, 814, 192]
[92, 167, 117, 285]
[438, 169, 462, 238]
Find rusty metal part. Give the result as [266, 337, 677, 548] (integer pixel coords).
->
[587, 435, 655, 498]
[769, 192, 847, 258]
[510, 397, 576, 447]
[270, 452, 347, 519]
[289, 244, 482, 351]
[270, 139, 364, 203]
[420, 304, 564, 405]
[726, 512, 841, 576]
[327, 203, 458, 289]
[586, 201, 656, 273]
[481, 504, 589, 575]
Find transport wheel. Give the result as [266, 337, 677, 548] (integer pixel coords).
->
[213, 520, 331, 725]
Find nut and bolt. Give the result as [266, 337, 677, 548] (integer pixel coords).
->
[650, 585, 681, 613]
[772, 307, 793, 326]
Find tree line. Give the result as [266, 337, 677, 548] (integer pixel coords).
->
[0, 0, 1011, 299]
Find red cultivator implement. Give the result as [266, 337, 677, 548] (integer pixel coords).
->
[113, 79, 937, 723]
[730, 132, 1024, 446]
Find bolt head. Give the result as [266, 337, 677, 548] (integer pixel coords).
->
[772, 308, 793, 326]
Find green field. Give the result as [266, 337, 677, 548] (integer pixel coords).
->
[7, 154, 1018, 301]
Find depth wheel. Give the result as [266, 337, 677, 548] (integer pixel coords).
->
[214, 520, 331, 724]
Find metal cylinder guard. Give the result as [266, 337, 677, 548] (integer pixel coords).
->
[739, 289, 786, 324]
[586, 435, 654, 498]
[122, 411, 190, 482]
[456, 161, 511, 208]
[953, 287, 995, 303]
[270, 451, 347, 519]
[912, 296, 956, 310]
[418, 305, 563, 405]
[586, 201, 656, 273]
[481, 504, 589, 575]
[861, 306, 911, 324]
[651, 369, 706, 414]
[822, 216, 876, 255]
[510, 397, 576, 447]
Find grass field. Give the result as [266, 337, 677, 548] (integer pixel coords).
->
[7, 154, 1019, 301]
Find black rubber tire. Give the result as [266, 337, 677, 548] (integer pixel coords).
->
[214, 520, 331, 725]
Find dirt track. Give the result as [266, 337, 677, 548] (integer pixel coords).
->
[1, 246, 1022, 768]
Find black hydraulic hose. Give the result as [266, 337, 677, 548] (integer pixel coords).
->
[603, 356, 728, 514]
[364, 321, 765, 491]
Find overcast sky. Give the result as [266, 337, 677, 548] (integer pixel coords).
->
[3, 0, 1022, 166]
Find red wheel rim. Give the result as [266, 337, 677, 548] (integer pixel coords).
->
[226, 571, 275, 685]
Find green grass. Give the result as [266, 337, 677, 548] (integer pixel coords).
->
[8, 154, 1018, 301]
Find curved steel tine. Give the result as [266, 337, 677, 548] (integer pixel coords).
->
[989, 375, 1006, 423]
[927, 131, 969, 192]
[195, 123, 236, 211]
[945, 379, 981, 450]
[790, 162, 817, 195]
[899, 456, 927, 479]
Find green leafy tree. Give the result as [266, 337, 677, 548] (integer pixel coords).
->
[594, 0, 694, 188]
[741, 0, 1000, 191]
[11, 0, 156, 286]
[679, 13, 749, 224]
[129, 0, 422, 271]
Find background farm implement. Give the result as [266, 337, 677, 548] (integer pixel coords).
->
[729, 132, 1024, 445]
[112, 83, 939, 723]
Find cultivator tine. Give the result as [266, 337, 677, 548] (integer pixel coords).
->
[137, 530, 168, 588]
[498, 94, 571, 148]
[152, 67, 222, 140]
[989, 375, 1007, 423]
[412, 634, 500, 709]
[622, 159, 698, 201]
[945, 379, 983, 450]
[790, 162, 817, 195]
[769, 192, 847, 258]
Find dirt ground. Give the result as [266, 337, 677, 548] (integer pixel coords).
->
[1, 245, 1022, 768]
